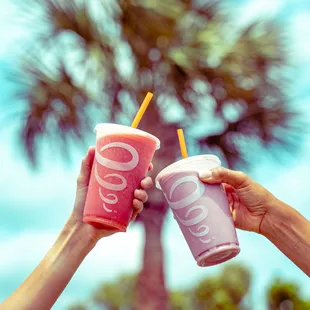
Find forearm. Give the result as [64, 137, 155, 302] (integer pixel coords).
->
[0, 219, 96, 310]
[261, 198, 310, 277]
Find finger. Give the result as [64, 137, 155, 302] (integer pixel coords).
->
[77, 146, 95, 187]
[223, 183, 235, 193]
[232, 208, 237, 224]
[228, 193, 236, 216]
[131, 199, 144, 221]
[133, 198, 144, 213]
[231, 192, 241, 211]
[199, 167, 250, 189]
[131, 213, 138, 222]
[229, 203, 233, 214]
[231, 192, 243, 227]
[231, 192, 240, 203]
[231, 192, 240, 223]
[227, 192, 234, 205]
[141, 177, 153, 190]
[148, 163, 154, 171]
[228, 193, 234, 213]
[134, 189, 148, 203]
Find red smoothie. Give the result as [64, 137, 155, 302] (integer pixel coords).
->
[83, 124, 160, 231]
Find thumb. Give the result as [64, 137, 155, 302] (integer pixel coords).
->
[199, 167, 249, 189]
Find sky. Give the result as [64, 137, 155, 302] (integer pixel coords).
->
[0, 0, 310, 309]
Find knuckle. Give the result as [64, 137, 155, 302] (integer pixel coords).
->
[136, 202, 143, 211]
[214, 167, 227, 178]
[77, 176, 84, 185]
[237, 171, 246, 178]
[236, 171, 249, 187]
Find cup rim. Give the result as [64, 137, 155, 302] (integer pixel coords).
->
[155, 154, 221, 189]
[95, 123, 161, 150]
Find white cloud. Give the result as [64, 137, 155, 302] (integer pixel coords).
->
[1, 138, 309, 310]
[0, 136, 79, 212]
[289, 11, 310, 63]
[162, 211, 309, 310]
[0, 225, 144, 308]
[251, 140, 310, 216]
[0, 1, 309, 309]
[0, 226, 144, 275]
[236, 0, 285, 26]
[0, 0, 28, 57]
[161, 139, 310, 308]
[1, 217, 309, 310]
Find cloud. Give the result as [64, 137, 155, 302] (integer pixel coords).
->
[289, 11, 310, 64]
[0, 225, 144, 309]
[0, 104, 309, 310]
[243, 0, 284, 19]
[0, 129, 87, 234]
[161, 139, 310, 306]
[0, 2, 309, 310]
[0, 1, 28, 58]
[1, 216, 309, 310]
[163, 211, 309, 310]
[251, 140, 310, 216]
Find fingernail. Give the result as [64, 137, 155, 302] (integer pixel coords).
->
[199, 170, 212, 179]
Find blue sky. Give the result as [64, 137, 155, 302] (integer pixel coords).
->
[0, 0, 310, 309]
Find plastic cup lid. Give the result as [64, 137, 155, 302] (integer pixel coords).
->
[95, 123, 160, 150]
[155, 155, 221, 189]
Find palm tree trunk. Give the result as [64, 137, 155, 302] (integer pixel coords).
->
[134, 203, 170, 310]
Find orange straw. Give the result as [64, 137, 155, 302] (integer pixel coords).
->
[131, 92, 153, 128]
[177, 129, 188, 158]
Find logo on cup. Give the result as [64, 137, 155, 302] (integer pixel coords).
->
[164, 175, 213, 244]
[95, 142, 139, 212]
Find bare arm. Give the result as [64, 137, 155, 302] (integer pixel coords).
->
[0, 218, 96, 310]
[200, 166, 310, 277]
[261, 198, 310, 276]
[0, 147, 153, 309]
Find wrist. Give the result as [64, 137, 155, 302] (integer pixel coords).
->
[259, 197, 288, 237]
[63, 215, 98, 253]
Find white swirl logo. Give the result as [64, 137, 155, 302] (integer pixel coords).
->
[166, 176, 213, 244]
[95, 142, 139, 212]
[95, 142, 139, 171]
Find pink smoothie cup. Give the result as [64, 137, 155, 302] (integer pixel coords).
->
[83, 123, 160, 232]
[156, 155, 240, 267]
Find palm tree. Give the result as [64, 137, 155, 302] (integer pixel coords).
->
[10, 1, 304, 309]
[67, 263, 251, 309]
[68, 304, 88, 310]
[267, 279, 310, 310]
[92, 274, 137, 310]
[193, 263, 251, 310]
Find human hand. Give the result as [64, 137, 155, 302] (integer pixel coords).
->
[199, 167, 276, 233]
[69, 147, 153, 242]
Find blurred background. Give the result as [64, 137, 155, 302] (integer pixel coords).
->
[0, 0, 310, 309]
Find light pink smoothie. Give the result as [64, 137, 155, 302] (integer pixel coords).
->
[156, 155, 240, 267]
[83, 124, 160, 232]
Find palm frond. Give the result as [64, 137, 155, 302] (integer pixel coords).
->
[198, 101, 305, 168]
[11, 54, 92, 166]
[10, 0, 307, 171]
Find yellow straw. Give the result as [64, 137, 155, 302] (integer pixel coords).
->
[131, 92, 153, 128]
[177, 129, 188, 158]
